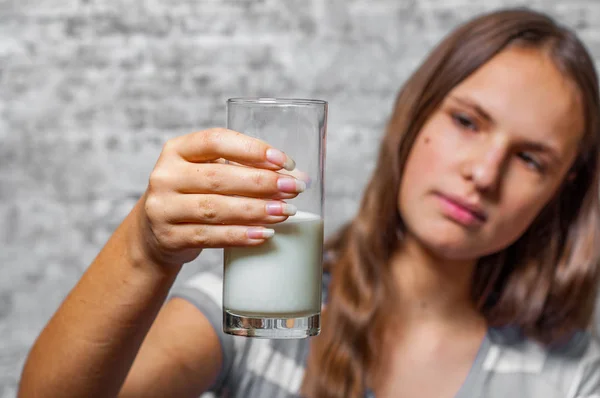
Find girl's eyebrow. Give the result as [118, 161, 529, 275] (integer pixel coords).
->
[448, 95, 495, 124]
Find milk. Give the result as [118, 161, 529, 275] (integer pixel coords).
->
[223, 211, 324, 317]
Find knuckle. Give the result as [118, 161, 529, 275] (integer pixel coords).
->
[251, 170, 266, 187]
[192, 226, 211, 247]
[225, 228, 240, 244]
[144, 194, 163, 222]
[241, 201, 255, 217]
[154, 224, 178, 251]
[203, 129, 224, 151]
[203, 168, 222, 191]
[162, 138, 178, 155]
[148, 168, 170, 192]
[243, 139, 262, 156]
[198, 196, 218, 220]
[192, 130, 212, 153]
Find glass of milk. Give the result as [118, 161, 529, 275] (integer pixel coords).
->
[223, 98, 327, 338]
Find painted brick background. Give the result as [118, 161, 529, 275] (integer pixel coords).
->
[1, 0, 600, 394]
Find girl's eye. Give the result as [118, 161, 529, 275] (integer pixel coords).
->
[452, 113, 479, 132]
[518, 152, 544, 173]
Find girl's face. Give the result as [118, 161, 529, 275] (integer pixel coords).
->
[398, 46, 584, 260]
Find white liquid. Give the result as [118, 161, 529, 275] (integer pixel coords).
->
[223, 211, 324, 316]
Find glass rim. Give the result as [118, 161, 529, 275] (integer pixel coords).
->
[227, 97, 327, 106]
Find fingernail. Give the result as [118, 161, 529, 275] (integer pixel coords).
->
[298, 173, 312, 189]
[282, 157, 296, 171]
[291, 169, 312, 188]
[282, 203, 297, 216]
[266, 148, 296, 171]
[277, 177, 306, 193]
[247, 227, 275, 239]
[266, 202, 297, 216]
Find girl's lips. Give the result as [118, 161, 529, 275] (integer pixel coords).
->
[436, 193, 487, 227]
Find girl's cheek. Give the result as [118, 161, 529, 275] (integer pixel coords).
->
[413, 137, 442, 176]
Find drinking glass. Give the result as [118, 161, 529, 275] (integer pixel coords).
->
[223, 98, 327, 338]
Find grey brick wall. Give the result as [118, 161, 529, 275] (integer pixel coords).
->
[1, 0, 599, 394]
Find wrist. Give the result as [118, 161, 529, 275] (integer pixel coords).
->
[123, 197, 183, 280]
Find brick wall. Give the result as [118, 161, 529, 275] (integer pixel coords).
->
[1, 0, 599, 394]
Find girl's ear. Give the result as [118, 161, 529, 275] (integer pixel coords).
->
[567, 170, 577, 182]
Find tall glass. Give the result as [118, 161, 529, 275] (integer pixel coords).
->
[223, 98, 327, 338]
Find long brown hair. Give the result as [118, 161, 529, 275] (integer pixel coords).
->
[302, 8, 600, 398]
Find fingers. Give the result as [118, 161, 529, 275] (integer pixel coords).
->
[156, 194, 297, 225]
[140, 128, 309, 260]
[169, 128, 296, 171]
[168, 162, 307, 199]
[153, 224, 277, 250]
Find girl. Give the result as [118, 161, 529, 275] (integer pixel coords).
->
[19, 8, 600, 398]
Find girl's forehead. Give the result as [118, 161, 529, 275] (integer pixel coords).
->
[446, 47, 584, 155]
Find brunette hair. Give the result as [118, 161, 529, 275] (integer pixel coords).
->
[302, 8, 600, 398]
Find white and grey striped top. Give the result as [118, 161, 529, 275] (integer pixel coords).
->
[171, 263, 600, 398]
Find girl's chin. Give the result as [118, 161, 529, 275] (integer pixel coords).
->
[424, 242, 483, 262]
[410, 229, 485, 261]
[402, 215, 495, 259]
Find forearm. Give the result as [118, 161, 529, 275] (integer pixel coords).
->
[19, 200, 183, 398]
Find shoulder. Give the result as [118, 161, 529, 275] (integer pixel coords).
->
[560, 332, 600, 397]
[484, 327, 600, 397]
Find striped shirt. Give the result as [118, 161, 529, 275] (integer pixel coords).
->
[170, 262, 600, 398]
